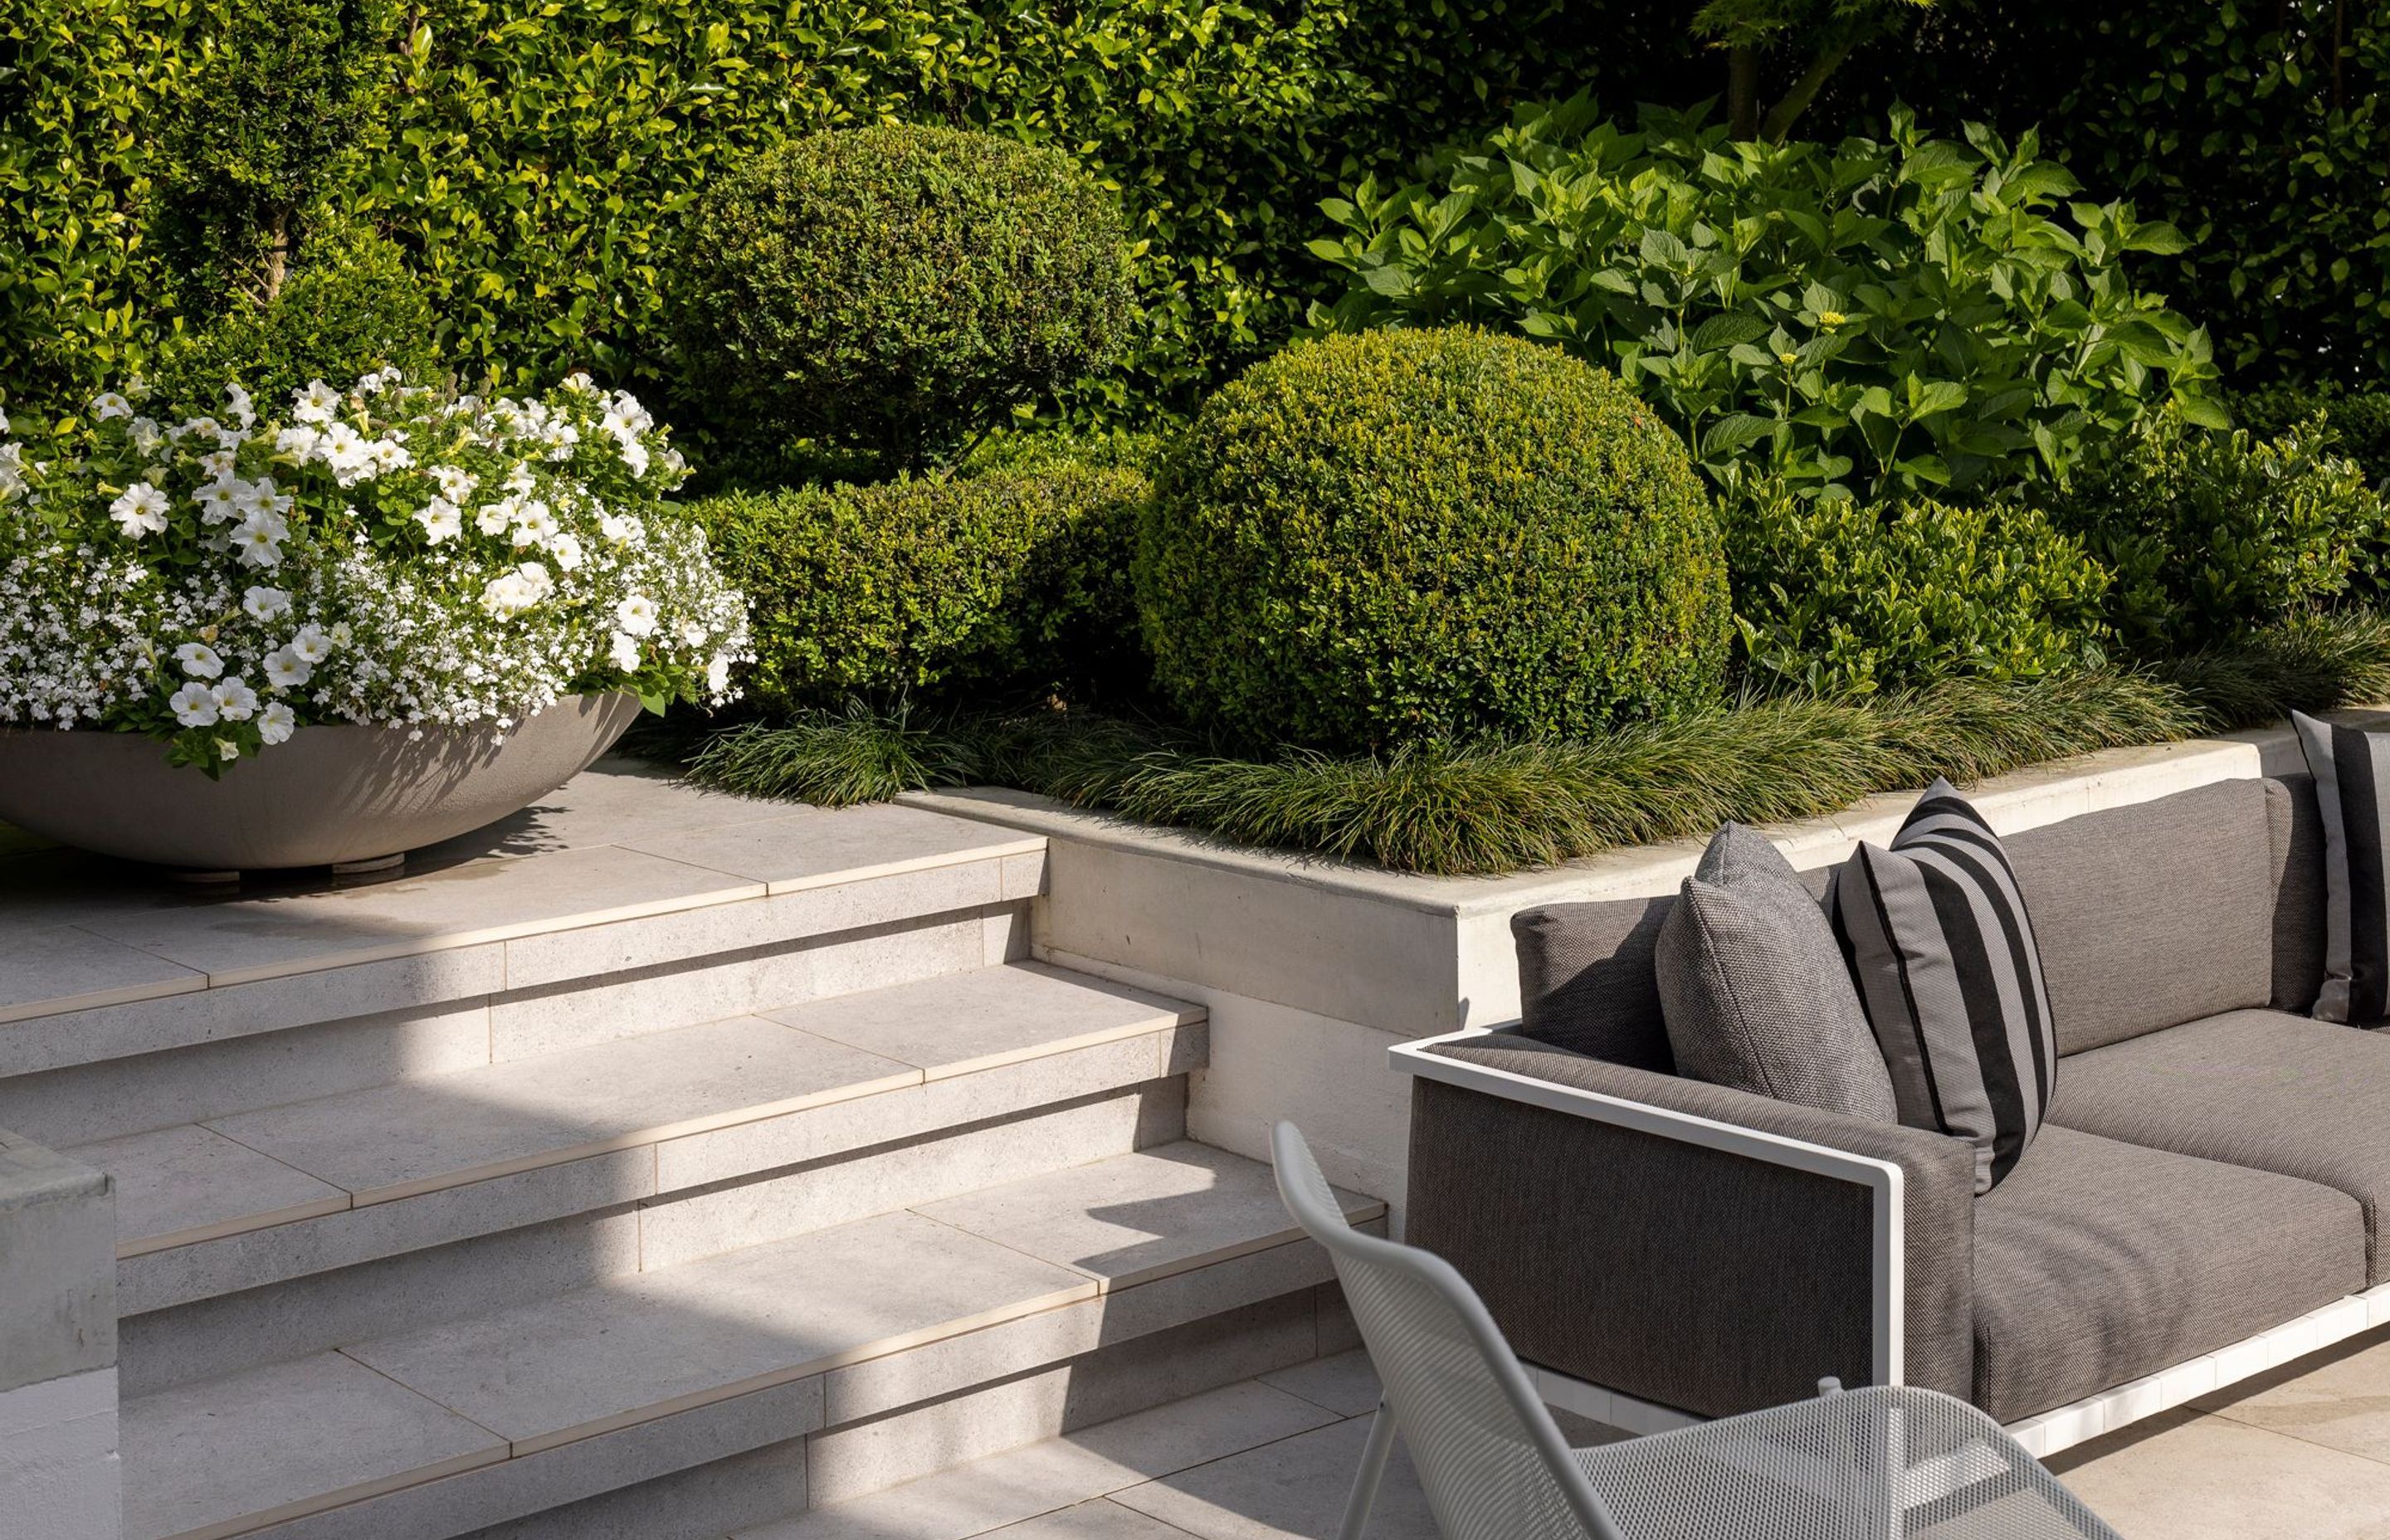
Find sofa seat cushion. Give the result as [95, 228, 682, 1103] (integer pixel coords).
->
[1973, 1124, 2363, 1423]
[2051, 1008, 2390, 1280]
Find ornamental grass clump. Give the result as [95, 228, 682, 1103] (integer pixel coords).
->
[0, 370, 749, 772]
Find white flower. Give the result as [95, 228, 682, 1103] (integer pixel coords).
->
[290, 624, 334, 665]
[372, 437, 414, 472]
[242, 586, 290, 622]
[356, 367, 402, 397]
[232, 475, 290, 518]
[108, 482, 170, 538]
[129, 417, 164, 455]
[215, 738, 241, 763]
[174, 641, 223, 680]
[478, 562, 554, 617]
[257, 701, 296, 745]
[232, 522, 283, 568]
[561, 371, 598, 395]
[209, 677, 258, 720]
[505, 463, 537, 496]
[608, 630, 641, 670]
[224, 382, 255, 429]
[598, 510, 644, 546]
[707, 654, 732, 695]
[614, 594, 659, 636]
[415, 497, 462, 543]
[168, 681, 218, 727]
[509, 500, 558, 547]
[475, 500, 514, 536]
[618, 438, 651, 478]
[239, 506, 290, 543]
[547, 531, 584, 571]
[90, 392, 132, 421]
[275, 425, 324, 459]
[263, 646, 312, 689]
[198, 448, 237, 480]
[293, 380, 342, 424]
[193, 480, 241, 524]
[431, 465, 476, 501]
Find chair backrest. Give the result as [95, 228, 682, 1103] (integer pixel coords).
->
[1271, 1121, 1627, 1540]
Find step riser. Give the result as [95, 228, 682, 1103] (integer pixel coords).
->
[237, 1270, 1355, 1540]
[2, 904, 1028, 1149]
[113, 1021, 1205, 1316]
[120, 1083, 1189, 1397]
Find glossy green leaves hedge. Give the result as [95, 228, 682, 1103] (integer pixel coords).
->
[2, 0, 1592, 426]
[1311, 98, 2222, 503]
[1136, 327, 1732, 753]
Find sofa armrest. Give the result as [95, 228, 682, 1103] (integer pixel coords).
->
[1392, 1031, 1976, 1418]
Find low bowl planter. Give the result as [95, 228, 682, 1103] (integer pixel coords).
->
[0, 692, 640, 872]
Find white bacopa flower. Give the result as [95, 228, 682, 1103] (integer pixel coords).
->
[108, 482, 171, 538]
[242, 586, 290, 622]
[293, 381, 342, 424]
[168, 681, 219, 727]
[415, 497, 462, 543]
[174, 641, 223, 680]
[608, 630, 641, 671]
[614, 594, 659, 637]
[210, 676, 258, 719]
[215, 738, 240, 763]
[90, 392, 132, 421]
[257, 700, 296, 745]
[290, 624, 334, 665]
[263, 646, 312, 689]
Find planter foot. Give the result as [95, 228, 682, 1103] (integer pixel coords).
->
[331, 853, 405, 877]
[166, 868, 241, 887]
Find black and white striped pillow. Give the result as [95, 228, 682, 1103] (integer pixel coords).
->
[2292, 710, 2390, 1023]
[1828, 780, 2056, 1194]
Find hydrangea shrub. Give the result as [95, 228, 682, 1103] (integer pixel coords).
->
[0, 369, 749, 772]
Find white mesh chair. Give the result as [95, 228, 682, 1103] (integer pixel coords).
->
[1271, 1122, 2124, 1540]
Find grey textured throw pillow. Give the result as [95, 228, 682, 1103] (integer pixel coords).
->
[1654, 822, 1900, 1123]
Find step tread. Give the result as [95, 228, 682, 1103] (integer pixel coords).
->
[120, 1141, 1383, 1540]
[0, 764, 1041, 1012]
[76, 962, 1198, 1255]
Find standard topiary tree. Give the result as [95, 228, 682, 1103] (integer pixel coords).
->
[1135, 326, 1732, 753]
[676, 124, 1134, 471]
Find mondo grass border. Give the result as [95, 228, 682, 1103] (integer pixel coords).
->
[687, 612, 2390, 877]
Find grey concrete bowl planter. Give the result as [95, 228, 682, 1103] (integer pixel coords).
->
[0, 692, 641, 874]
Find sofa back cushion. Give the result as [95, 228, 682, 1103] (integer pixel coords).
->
[2002, 777, 2276, 1055]
[2270, 772, 2330, 1012]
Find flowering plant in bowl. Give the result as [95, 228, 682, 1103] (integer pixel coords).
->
[0, 370, 750, 774]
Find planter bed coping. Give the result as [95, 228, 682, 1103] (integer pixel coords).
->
[901, 710, 2384, 917]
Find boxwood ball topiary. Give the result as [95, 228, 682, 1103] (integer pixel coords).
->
[677, 124, 1133, 467]
[1135, 327, 1731, 753]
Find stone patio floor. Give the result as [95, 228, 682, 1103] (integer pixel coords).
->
[757, 1334, 2390, 1539]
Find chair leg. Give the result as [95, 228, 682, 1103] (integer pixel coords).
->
[1338, 1399, 1398, 1540]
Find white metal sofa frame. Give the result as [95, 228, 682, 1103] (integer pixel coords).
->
[1271, 1119, 2124, 1540]
[1391, 1026, 2390, 1460]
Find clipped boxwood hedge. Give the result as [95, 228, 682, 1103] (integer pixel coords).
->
[1135, 326, 1732, 753]
[1724, 485, 2112, 698]
[677, 125, 1132, 468]
[694, 461, 1148, 710]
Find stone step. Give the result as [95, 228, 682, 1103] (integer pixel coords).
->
[77, 962, 1206, 1317]
[0, 761, 1046, 1089]
[120, 1142, 1385, 1540]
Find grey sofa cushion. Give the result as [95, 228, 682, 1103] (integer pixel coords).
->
[1655, 823, 1898, 1121]
[1973, 1123, 2363, 1424]
[2051, 1007, 2390, 1280]
[2270, 773, 2330, 1013]
[1829, 781, 2055, 1192]
[2290, 712, 2390, 1022]
[2002, 776, 2277, 1055]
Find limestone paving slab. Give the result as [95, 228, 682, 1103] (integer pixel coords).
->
[120, 1350, 507, 1540]
[344, 1210, 1095, 1455]
[761, 961, 1202, 1080]
[0, 924, 202, 1025]
[916, 1140, 1383, 1291]
[202, 1013, 918, 1204]
[404, 757, 798, 865]
[66, 1122, 348, 1255]
[2049, 1405, 2390, 1540]
[622, 802, 1043, 895]
[75, 842, 760, 987]
[1108, 1414, 1442, 1540]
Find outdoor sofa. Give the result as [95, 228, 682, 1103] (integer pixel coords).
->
[1393, 772, 2390, 1455]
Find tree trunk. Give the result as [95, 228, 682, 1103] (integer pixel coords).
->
[1727, 44, 1761, 139]
[1761, 37, 1858, 144]
[263, 211, 290, 305]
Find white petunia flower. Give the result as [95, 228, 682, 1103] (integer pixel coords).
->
[415, 497, 462, 543]
[168, 680, 218, 727]
[90, 392, 132, 421]
[561, 371, 598, 395]
[263, 647, 312, 689]
[193, 480, 241, 524]
[290, 624, 334, 665]
[108, 482, 170, 538]
[608, 631, 641, 671]
[224, 382, 255, 430]
[242, 586, 290, 622]
[232, 523, 283, 568]
[707, 655, 732, 695]
[275, 425, 324, 460]
[475, 500, 514, 536]
[614, 594, 659, 636]
[293, 381, 342, 424]
[598, 510, 644, 546]
[129, 417, 164, 456]
[198, 448, 237, 480]
[431, 465, 476, 501]
[210, 677, 258, 720]
[215, 738, 241, 763]
[505, 463, 537, 496]
[174, 641, 223, 680]
[258, 701, 296, 745]
[618, 438, 651, 478]
[547, 531, 583, 571]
